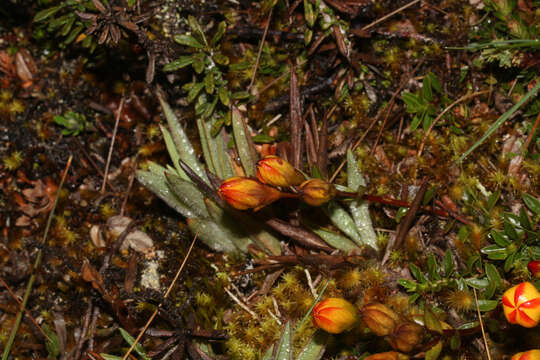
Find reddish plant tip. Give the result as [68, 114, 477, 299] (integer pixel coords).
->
[528, 261, 540, 279]
[312, 298, 358, 334]
[502, 282, 540, 328]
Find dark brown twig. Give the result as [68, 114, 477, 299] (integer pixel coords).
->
[73, 301, 93, 360]
[289, 61, 303, 169]
[382, 178, 428, 264]
[265, 218, 334, 252]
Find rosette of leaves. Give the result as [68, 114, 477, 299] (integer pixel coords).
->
[480, 193, 540, 273]
[34, 0, 99, 50]
[401, 72, 444, 132]
[34, 0, 142, 51]
[398, 251, 500, 311]
[136, 94, 282, 255]
[164, 16, 249, 133]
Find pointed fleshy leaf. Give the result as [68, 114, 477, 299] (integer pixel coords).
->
[187, 218, 238, 253]
[296, 331, 328, 360]
[165, 172, 209, 218]
[347, 150, 378, 251]
[311, 228, 358, 252]
[136, 170, 196, 219]
[216, 129, 234, 179]
[197, 118, 216, 175]
[157, 94, 208, 183]
[205, 199, 252, 253]
[119, 328, 150, 360]
[323, 202, 363, 247]
[274, 322, 292, 360]
[160, 125, 188, 179]
[232, 107, 257, 176]
[262, 345, 274, 360]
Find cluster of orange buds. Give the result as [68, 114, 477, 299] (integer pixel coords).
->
[502, 282, 540, 328]
[528, 261, 540, 279]
[312, 298, 358, 334]
[361, 303, 422, 353]
[218, 156, 336, 210]
[512, 350, 540, 360]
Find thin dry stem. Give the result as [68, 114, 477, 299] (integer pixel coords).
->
[361, 0, 421, 31]
[101, 96, 125, 194]
[121, 233, 198, 360]
[473, 288, 492, 360]
[248, 7, 273, 91]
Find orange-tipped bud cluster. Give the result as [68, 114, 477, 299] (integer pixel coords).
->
[502, 282, 540, 328]
[528, 261, 540, 279]
[256, 155, 305, 187]
[365, 352, 409, 360]
[362, 303, 399, 336]
[512, 350, 540, 360]
[312, 298, 358, 334]
[218, 177, 283, 211]
[218, 156, 337, 210]
[299, 179, 336, 206]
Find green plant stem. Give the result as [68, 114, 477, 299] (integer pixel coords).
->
[457, 80, 540, 163]
[2, 155, 72, 360]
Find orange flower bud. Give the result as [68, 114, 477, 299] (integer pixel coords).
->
[312, 298, 358, 334]
[361, 303, 399, 336]
[528, 261, 540, 279]
[388, 322, 423, 353]
[512, 350, 540, 360]
[502, 282, 540, 328]
[365, 352, 410, 360]
[218, 177, 283, 211]
[299, 179, 336, 206]
[256, 155, 305, 187]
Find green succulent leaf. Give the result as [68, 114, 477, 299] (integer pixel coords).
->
[163, 56, 194, 71]
[274, 322, 292, 360]
[477, 299, 498, 312]
[296, 332, 328, 360]
[231, 107, 257, 176]
[211, 21, 227, 46]
[523, 193, 540, 215]
[187, 15, 208, 47]
[174, 34, 205, 49]
[34, 5, 64, 22]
